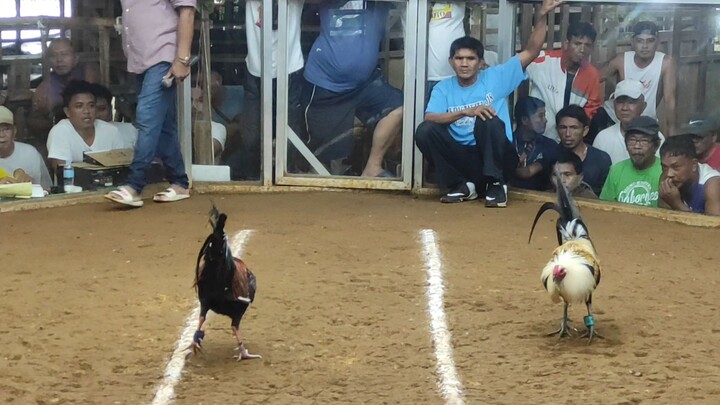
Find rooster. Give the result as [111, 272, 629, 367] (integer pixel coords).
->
[187, 205, 262, 361]
[529, 171, 602, 343]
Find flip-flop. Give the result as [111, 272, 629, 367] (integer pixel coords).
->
[153, 187, 190, 203]
[104, 186, 144, 207]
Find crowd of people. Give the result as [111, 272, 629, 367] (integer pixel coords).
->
[1, 0, 718, 216]
[417, 0, 720, 216]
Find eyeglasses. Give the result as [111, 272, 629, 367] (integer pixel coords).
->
[626, 137, 653, 146]
[0, 126, 14, 134]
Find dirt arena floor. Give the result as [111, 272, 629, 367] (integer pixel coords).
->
[1, 191, 719, 404]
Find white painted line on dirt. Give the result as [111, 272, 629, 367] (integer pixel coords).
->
[150, 230, 254, 405]
[419, 229, 465, 405]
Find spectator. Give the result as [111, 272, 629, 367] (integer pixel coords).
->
[600, 116, 662, 207]
[416, 0, 560, 207]
[303, 0, 403, 178]
[0, 106, 52, 190]
[29, 38, 100, 149]
[90, 83, 139, 149]
[105, 0, 195, 207]
[593, 79, 665, 164]
[222, 0, 304, 180]
[46, 81, 124, 171]
[555, 105, 611, 195]
[425, 2, 467, 100]
[659, 135, 720, 215]
[677, 114, 720, 170]
[551, 149, 597, 199]
[602, 21, 677, 133]
[511, 96, 558, 191]
[526, 22, 602, 141]
[197, 71, 243, 126]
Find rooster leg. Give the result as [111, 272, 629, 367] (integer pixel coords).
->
[231, 326, 262, 361]
[186, 316, 207, 355]
[580, 301, 604, 344]
[547, 302, 573, 338]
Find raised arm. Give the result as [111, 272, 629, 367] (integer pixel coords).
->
[519, 0, 565, 69]
[600, 55, 623, 84]
[661, 55, 678, 134]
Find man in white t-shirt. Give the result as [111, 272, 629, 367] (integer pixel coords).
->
[46, 80, 125, 171]
[593, 79, 665, 165]
[423, 2, 497, 101]
[91, 83, 139, 149]
[223, 0, 305, 180]
[0, 106, 53, 190]
[601, 21, 677, 133]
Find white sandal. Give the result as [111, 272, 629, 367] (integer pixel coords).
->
[104, 186, 144, 207]
[153, 187, 190, 203]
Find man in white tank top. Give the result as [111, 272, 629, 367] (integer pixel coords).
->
[602, 21, 677, 133]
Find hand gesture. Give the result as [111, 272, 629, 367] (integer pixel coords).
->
[518, 152, 528, 168]
[472, 105, 497, 121]
[541, 0, 565, 15]
[659, 176, 682, 206]
[165, 61, 191, 84]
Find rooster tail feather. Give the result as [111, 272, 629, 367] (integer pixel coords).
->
[208, 202, 220, 228]
[528, 202, 561, 243]
[194, 233, 213, 290]
[554, 167, 590, 242]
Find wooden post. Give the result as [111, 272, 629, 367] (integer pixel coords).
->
[696, 11, 710, 112]
[559, 4, 570, 48]
[194, 6, 214, 165]
[98, 29, 110, 87]
[519, 4, 533, 49]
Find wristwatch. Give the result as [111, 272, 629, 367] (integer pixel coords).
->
[177, 55, 191, 66]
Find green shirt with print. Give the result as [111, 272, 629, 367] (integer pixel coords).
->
[600, 158, 662, 207]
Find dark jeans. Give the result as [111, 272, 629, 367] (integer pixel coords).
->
[125, 62, 188, 192]
[224, 68, 304, 180]
[415, 117, 518, 190]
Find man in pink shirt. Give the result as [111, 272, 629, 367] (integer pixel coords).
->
[106, 0, 196, 208]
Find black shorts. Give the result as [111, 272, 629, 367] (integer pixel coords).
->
[303, 69, 403, 162]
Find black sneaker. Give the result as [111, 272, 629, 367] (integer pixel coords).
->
[485, 181, 508, 207]
[440, 182, 478, 203]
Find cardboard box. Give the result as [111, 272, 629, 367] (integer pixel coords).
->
[72, 149, 165, 190]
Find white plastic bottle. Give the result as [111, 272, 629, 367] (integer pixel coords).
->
[63, 160, 74, 187]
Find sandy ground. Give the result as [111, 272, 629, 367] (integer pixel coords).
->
[0, 192, 718, 404]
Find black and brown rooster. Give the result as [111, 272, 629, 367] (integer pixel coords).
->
[187, 205, 261, 360]
[529, 170, 602, 344]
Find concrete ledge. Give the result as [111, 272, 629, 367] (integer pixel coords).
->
[510, 189, 720, 229]
[2, 182, 719, 228]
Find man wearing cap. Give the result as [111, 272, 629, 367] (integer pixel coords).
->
[593, 79, 665, 165]
[659, 134, 720, 215]
[602, 21, 677, 132]
[678, 115, 720, 170]
[600, 115, 663, 207]
[0, 106, 53, 190]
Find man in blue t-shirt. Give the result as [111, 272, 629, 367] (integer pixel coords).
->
[416, 0, 563, 207]
[303, 0, 403, 178]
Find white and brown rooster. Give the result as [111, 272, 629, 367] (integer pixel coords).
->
[529, 171, 602, 343]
